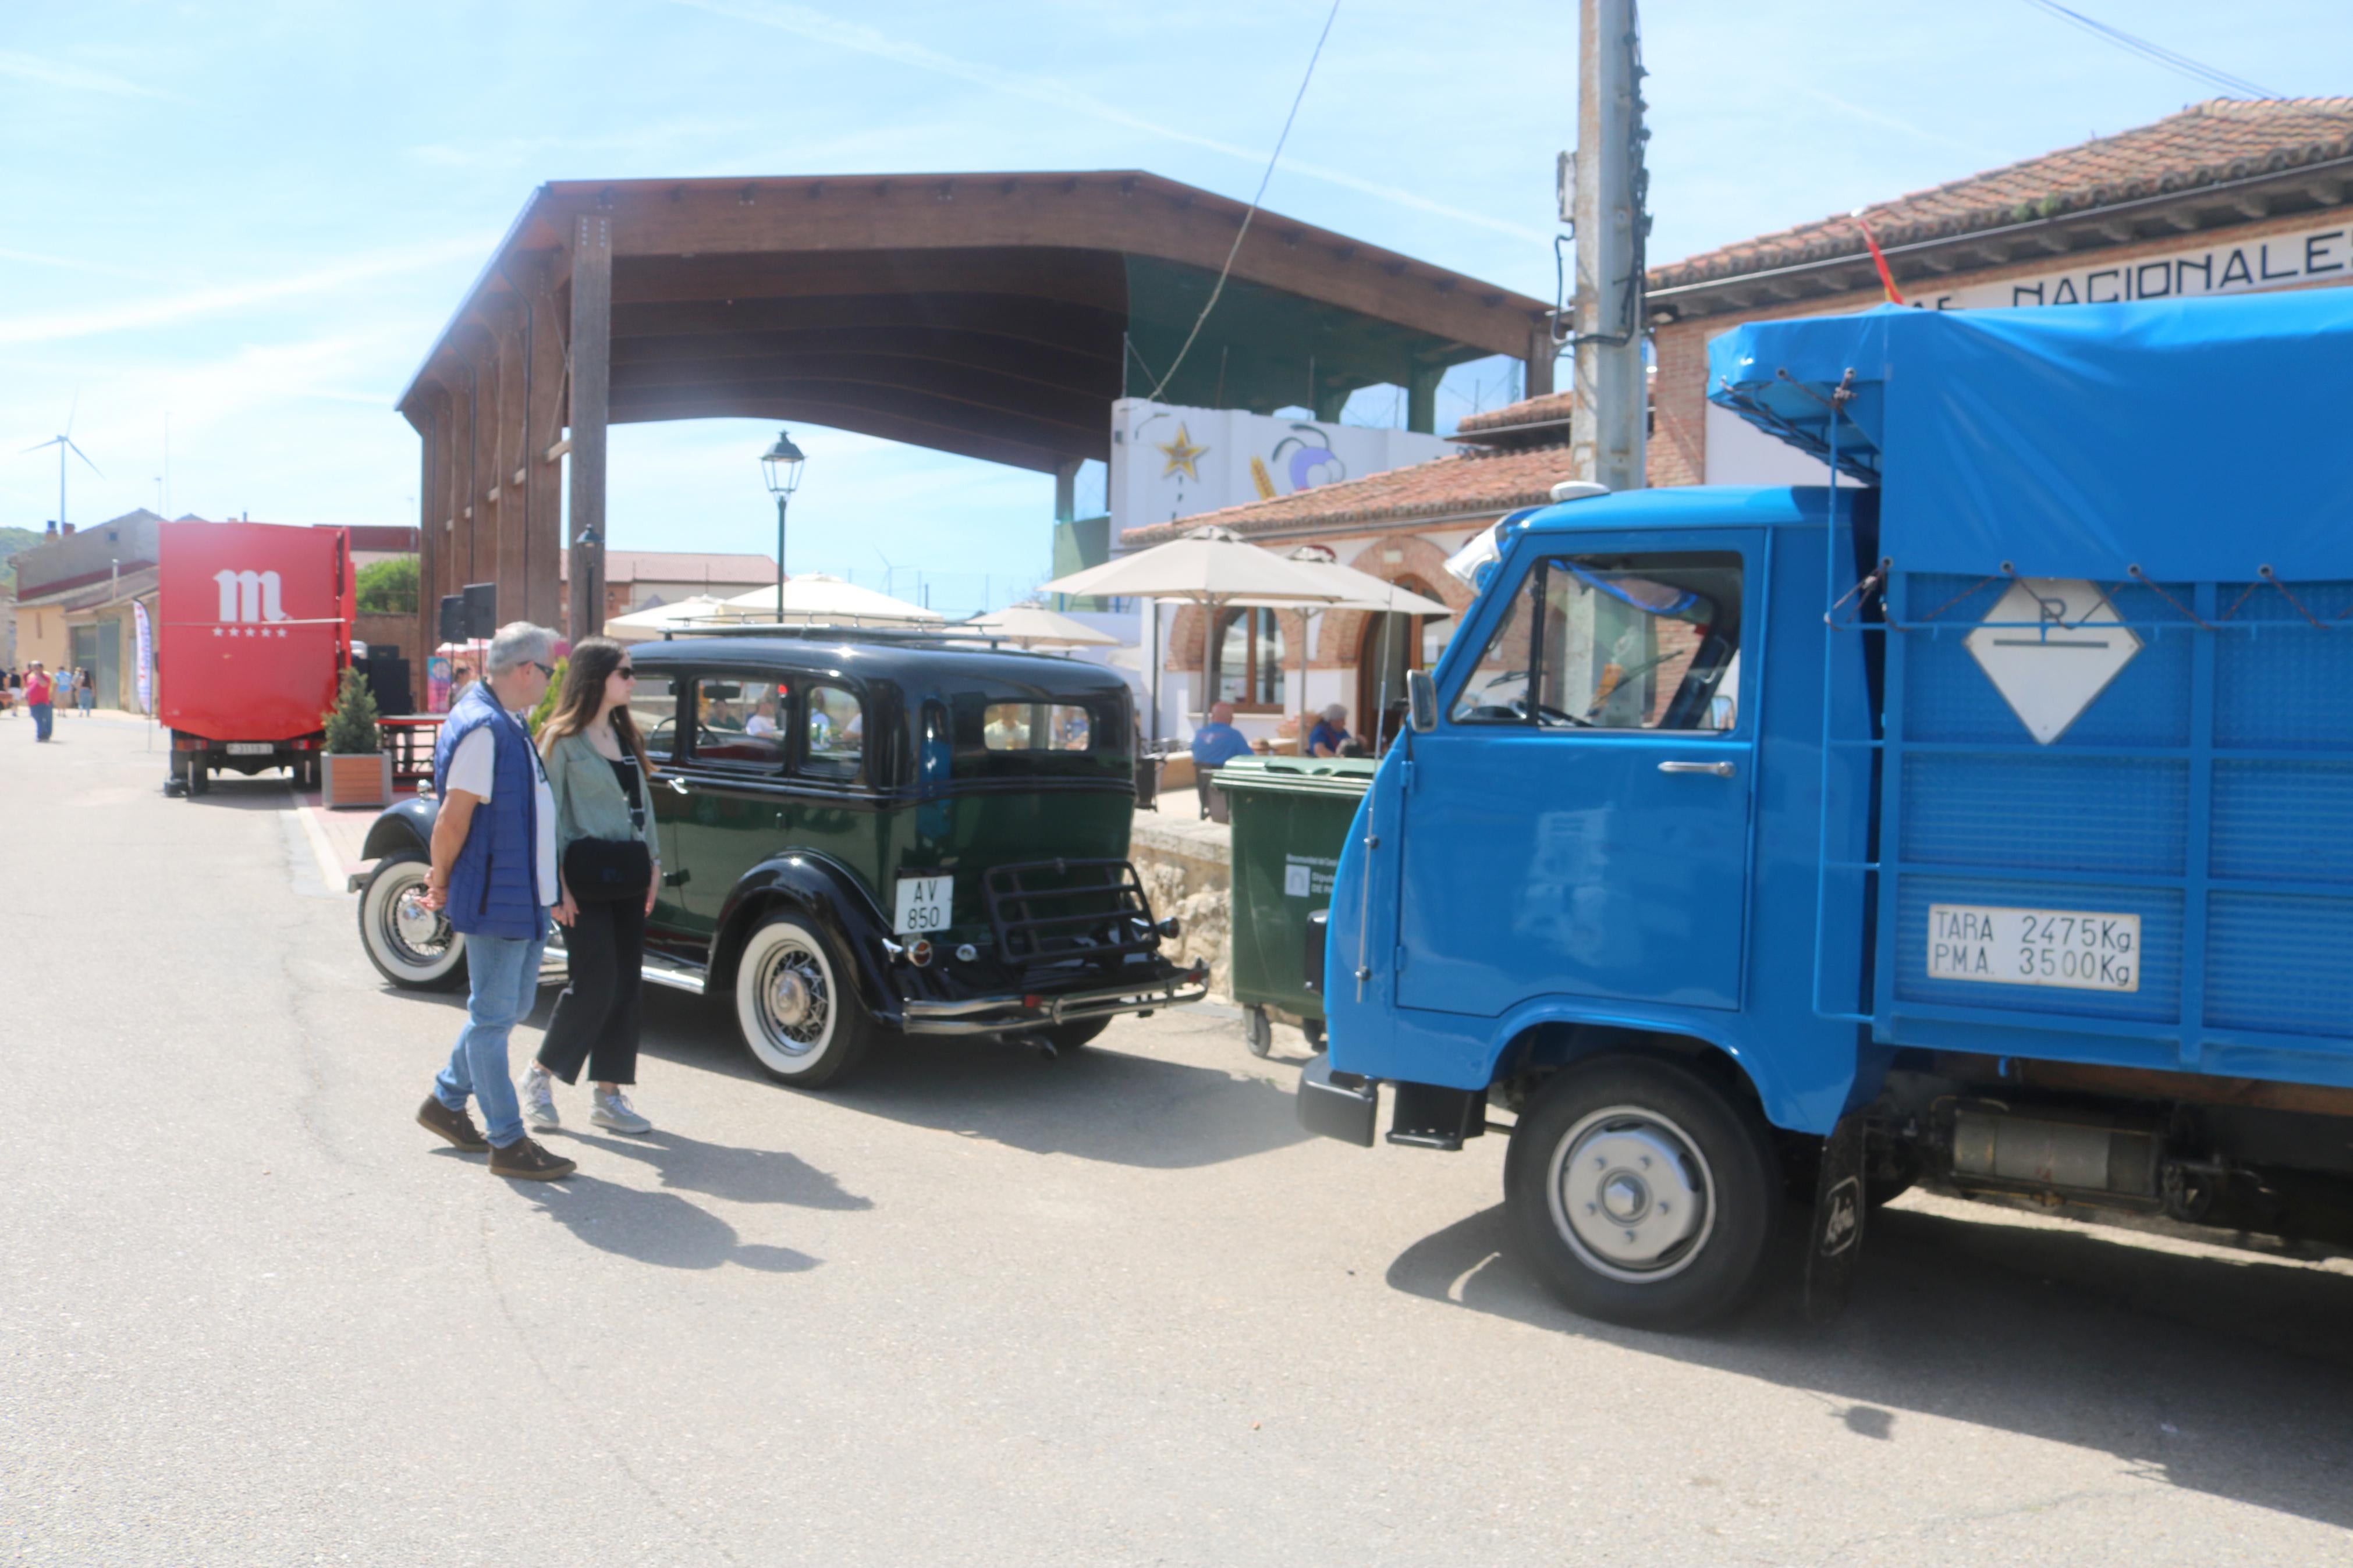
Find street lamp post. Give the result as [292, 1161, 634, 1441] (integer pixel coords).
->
[760, 429, 806, 624]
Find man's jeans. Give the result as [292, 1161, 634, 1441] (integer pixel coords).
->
[29, 702, 51, 741]
[434, 911, 548, 1148]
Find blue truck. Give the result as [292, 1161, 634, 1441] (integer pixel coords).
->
[1298, 289, 2353, 1329]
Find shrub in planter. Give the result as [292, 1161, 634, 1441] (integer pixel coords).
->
[321, 667, 392, 809]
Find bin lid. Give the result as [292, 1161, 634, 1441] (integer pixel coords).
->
[1212, 755, 1379, 797]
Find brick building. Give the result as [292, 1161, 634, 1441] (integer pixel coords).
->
[1646, 97, 2353, 488]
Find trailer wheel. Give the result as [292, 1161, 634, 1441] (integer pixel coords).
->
[357, 851, 467, 990]
[1504, 1055, 1780, 1331]
[734, 911, 876, 1089]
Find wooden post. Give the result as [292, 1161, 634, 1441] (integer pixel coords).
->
[567, 213, 612, 641]
[1524, 328, 1557, 399]
[492, 300, 528, 633]
[524, 267, 566, 630]
[413, 401, 439, 703]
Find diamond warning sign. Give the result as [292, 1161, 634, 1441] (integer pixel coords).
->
[1962, 578, 2142, 745]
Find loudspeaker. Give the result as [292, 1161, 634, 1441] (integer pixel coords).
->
[463, 582, 496, 640]
[437, 593, 464, 644]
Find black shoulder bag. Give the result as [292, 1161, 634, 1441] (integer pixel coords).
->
[562, 751, 654, 902]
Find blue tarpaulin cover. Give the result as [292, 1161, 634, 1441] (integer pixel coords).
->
[1707, 290, 2353, 581]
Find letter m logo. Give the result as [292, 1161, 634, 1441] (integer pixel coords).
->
[214, 568, 288, 623]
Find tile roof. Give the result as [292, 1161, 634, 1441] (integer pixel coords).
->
[1654, 98, 2353, 290]
[1123, 443, 1576, 546]
[560, 550, 779, 582]
[1455, 389, 1574, 435]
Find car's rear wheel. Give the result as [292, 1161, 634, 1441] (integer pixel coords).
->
[359, 850, 467, 990]
[1504, 1055, 1780, 1331]
[734, 911, 875, 1089]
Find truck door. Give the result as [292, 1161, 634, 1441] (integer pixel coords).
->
[1397, 535, 1759, 1016]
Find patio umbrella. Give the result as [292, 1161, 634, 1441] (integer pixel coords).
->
[601, 594, 741, 644]
[960, 603, 1121, 649]
[1039, 526, 1350, 730]
[1227, 553, 1453, 748]
[717, 573, 942, 625]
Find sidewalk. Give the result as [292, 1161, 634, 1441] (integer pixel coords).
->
[296, 787, 387, 889]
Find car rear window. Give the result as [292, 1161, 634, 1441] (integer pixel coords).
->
[952, 694, 1128, 780]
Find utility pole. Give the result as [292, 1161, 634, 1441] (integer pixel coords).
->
[1568, 0, 1650, 493]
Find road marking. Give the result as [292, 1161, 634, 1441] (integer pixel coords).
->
[292, 797, 352, 894]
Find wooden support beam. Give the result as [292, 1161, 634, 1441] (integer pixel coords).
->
[1524, 329, 1555, 399]
[414, 399, 442, 692]
[567, 214, 612, 641]
[524, 266, 566, 628]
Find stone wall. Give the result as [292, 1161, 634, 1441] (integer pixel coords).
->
[1128, 813, 1232, 1001]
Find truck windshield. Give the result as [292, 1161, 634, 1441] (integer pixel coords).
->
[1450, 550, 1742, 731]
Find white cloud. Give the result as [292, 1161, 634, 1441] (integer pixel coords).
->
[1801, 90, 2006, 164]
[0, 236, 498, 346]
[0, 49, 182, 102]
[664, 0, 1548, 243]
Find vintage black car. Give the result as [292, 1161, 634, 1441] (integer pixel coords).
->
[354, 630, 1205, 1086]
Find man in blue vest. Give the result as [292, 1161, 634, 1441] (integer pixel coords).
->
[414, 622, 576, 1181]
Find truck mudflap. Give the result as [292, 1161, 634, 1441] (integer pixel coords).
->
[1297, 1057, 1379, 1147]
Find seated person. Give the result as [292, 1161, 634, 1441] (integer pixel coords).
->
[1190, 702, 1255, 770]
[1305, 703, 1354, 759]
[744, 694, 779, 737]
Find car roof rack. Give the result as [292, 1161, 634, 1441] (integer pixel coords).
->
[657, 621, 1012, 649]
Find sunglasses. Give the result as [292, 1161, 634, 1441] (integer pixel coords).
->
[530, 662, 556, 679]
[615, 667, 637, 681]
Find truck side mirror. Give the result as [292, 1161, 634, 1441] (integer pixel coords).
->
[1407, 669, 1438, 733]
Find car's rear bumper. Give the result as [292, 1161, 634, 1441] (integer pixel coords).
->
[900, 962, 1211, 1036]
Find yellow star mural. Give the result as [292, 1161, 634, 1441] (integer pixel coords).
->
[1155, 422, 1208, 482]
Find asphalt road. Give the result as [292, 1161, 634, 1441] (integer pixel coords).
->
[6, 717, 2352, 1566]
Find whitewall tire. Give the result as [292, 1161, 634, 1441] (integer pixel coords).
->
[734, 911, 875, 1089]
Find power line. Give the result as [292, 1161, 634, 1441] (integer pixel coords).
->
[1146, 0, 1342, 403]
[2021, 0, 2281, 101]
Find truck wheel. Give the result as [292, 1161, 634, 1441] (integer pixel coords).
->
[734, 911, 875, 1089]
[1035, 1016, 1112, 1054]
[358, 851, 467, 990]
[186, 756, 210, 798]
[1504, 1055, 1780, 1331]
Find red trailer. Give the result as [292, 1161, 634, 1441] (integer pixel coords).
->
[159, 521, 352, 796]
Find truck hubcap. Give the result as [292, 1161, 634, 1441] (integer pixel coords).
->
[1549, 1106, 1715, 1282]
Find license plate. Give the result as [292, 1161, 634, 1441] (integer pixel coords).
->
[225, 742, 276, 755]
[1928, 903, 2140, 993]
[893, 874, 952, 936]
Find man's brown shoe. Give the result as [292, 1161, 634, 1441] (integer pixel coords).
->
[417, 1095, 489, 1152]
[488, 1136, 576, 1181]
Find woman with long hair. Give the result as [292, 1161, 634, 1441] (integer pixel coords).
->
[521, 638, 663, 1135]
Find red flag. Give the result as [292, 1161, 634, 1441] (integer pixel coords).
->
[1854, 215, 1905, 305]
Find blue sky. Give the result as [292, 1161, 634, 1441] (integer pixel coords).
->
[2, 1, 2340, 611]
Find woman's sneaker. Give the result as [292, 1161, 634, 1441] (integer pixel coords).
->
[591, 1087, 652, 1135]
[520, 1065, 559, 1130]
[487, 1137, 576, 1181]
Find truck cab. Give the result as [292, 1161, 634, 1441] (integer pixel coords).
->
[1302, 291, 2353, 1330]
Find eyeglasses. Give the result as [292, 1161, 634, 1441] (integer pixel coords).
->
[615, 667, 637, 681]
[530, 662, 556, 679]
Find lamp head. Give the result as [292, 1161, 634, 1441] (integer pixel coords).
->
[761, 429, 807, 496]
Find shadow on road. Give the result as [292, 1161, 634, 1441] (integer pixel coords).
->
[1388, 1200, 2353, 1530]
[562, 1126, 874, 1211]
[630, 990, 1308, 1171]
[503, 1172, 820, 1272]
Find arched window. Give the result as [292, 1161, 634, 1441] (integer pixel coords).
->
[1212, 607, 1286, 711]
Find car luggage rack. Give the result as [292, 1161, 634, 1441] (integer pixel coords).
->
[983, 858, 1162, 964]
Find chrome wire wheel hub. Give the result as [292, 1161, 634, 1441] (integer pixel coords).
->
[389, 881, 451, 963]
[760, 946, 830, 1051]
[1549, 1105, 1715, 1283]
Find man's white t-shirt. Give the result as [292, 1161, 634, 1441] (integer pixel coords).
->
[445, 709, 559, 908]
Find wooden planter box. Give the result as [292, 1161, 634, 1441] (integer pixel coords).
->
[323, 751, 393, 810]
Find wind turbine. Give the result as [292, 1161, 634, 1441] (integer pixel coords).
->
[23, 399, 102, 529]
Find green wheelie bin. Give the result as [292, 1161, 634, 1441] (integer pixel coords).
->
[1215, 755, 1379, 1058]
